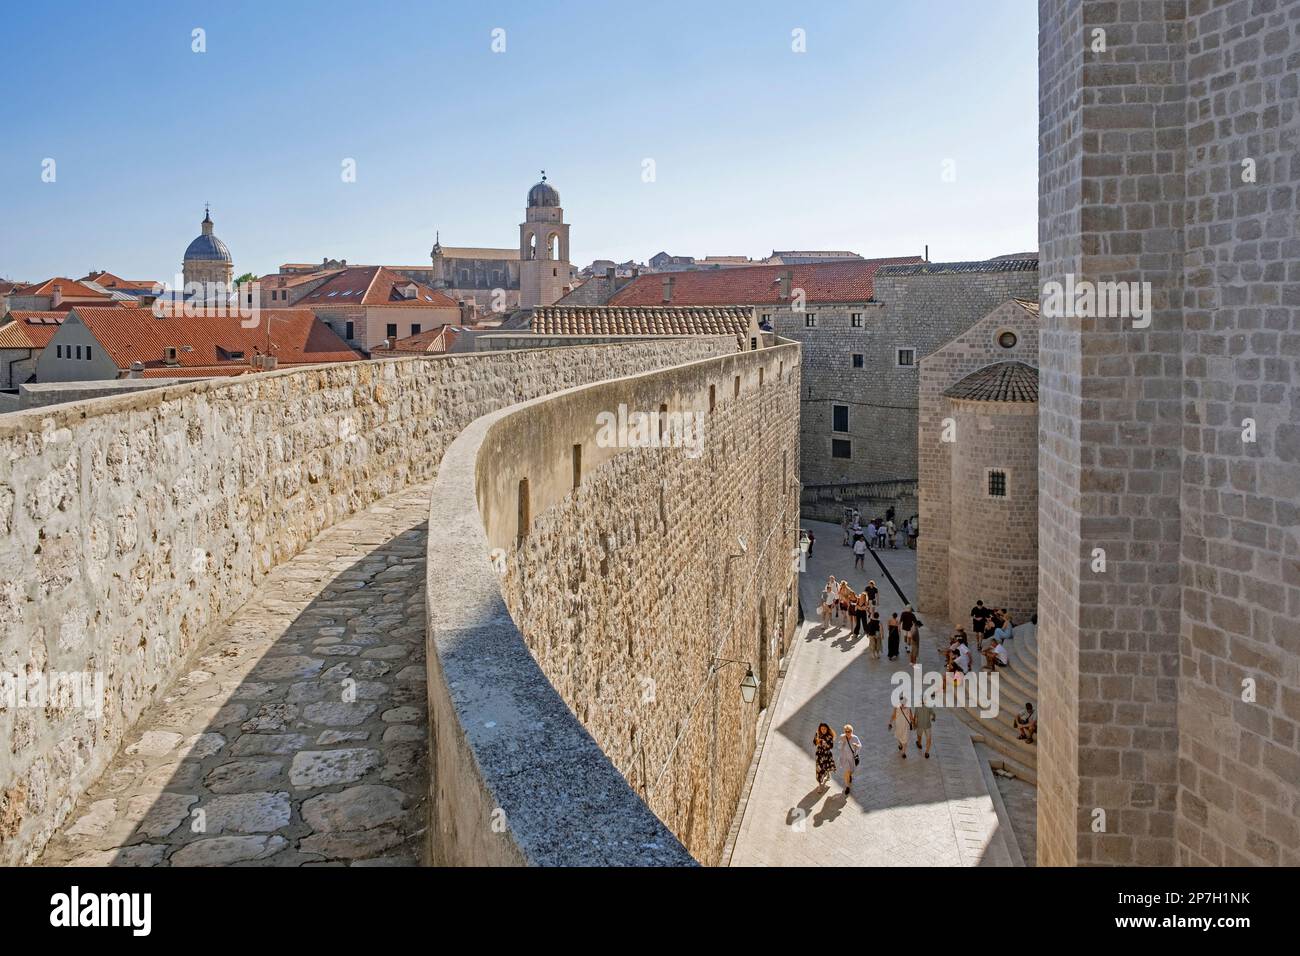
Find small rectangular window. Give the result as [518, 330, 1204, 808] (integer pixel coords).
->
[759, 368, 764, 387]
[386, 324, 398, 339]
[517, 477, 530, 543]
[851, 312, 863, 328]
[896, 348, 916, 367]
[75, 345, 82, 359]
[709, 384, 716, 412]
[852, 353, 864, 369]
[85, 346, 92, 361]
[572, 444, 582, 489]
[832, 438, 852, 459]
[832, 404, 849, 433]
[734, 375, 740, 398]
[988, 469, 1008, 498]
[750, 337, 758, 351]
[345, 321, 355, 340]
[56, 345, 62, 358]
[411, 324, 422, 336]
[804, 313, 817, 328]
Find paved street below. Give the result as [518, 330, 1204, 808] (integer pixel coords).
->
[729, 519, 1014, 867]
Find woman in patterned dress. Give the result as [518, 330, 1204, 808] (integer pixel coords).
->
[813, 722, 837, 788]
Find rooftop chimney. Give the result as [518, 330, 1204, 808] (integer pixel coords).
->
[779, 269, 794, 299]
[662, 276, 675, 303]
[127, 361, 144, 379]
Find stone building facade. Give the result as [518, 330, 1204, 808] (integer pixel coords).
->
[775, 259, 1040, 501]
[918, 298, 1041, 622]
[1037, 0, 1300, 866]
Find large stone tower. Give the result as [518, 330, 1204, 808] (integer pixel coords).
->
[518, 172, 570, 308]
[182, 205, 233, 290]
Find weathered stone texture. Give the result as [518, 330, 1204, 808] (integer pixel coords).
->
[0, 337, 733, 865]
[918, 299, 1042, 621]
[497, 346, 802, 865]
[1038, 0, 1299, 866]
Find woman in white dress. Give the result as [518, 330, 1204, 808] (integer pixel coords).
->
[838, 724, 862, 794]
[888, 703, 913, 758]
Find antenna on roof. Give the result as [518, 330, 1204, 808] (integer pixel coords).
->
[924, 244, 929, 262]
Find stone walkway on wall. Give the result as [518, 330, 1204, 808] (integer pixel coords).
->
[38, 485, 432, 867]
[729, 519, 1018, 867]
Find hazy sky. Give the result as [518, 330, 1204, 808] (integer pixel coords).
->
[0, 0, 1038, 282]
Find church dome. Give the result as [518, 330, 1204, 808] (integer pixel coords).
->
[527, 175, 560, 208]
[184, 209, 232, 262]
[184, 233, 231, 262]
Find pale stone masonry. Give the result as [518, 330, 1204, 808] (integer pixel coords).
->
[0, 338, 734, 865]
[783, 260, 1040, 493]
[1037, 0, 1299, 866]
[496, 346, 802, 864]
[918, 299, 1041, 623]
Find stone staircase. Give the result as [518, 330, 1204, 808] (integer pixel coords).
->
[954, 623, 1038, 785]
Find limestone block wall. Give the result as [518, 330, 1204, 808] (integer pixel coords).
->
[946, 399, 1039, 623]
[1176, 0, 1299, 867]
[423, 341, 801, 865]
[918, 299, 1040, 616]
[777, 267, 1040, 491]
[0, 337, 733, 865]
[1037, 0, 1298, 867]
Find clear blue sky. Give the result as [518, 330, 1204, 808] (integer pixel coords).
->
[0, 0, 1038, 282]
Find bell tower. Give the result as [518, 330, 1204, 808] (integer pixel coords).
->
[519, 171, 571, 308]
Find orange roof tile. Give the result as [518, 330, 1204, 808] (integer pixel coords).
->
[15, 277, 113, 300]
[66, 307, 362, 373]
[607, 257, 923, 307]
[295, 266, 458, 308]
[0, 311, 65, 348]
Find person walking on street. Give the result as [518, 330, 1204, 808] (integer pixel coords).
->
[838, 724, 862, 794]
[913, 704, 936, 759]
[853, 534, 866, 570]
[886, 612, 901, 661]
[888, 703, 914, 758]
[820, 577, 837, 628]
[813, 722, 837, 788]
[865, 611, 882, 660]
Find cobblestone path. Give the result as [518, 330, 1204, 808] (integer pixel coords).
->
[39, 485, 431, 867]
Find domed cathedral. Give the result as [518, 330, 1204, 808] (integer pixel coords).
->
[182, 205, 234, 289]
[518, 171, 572, 309]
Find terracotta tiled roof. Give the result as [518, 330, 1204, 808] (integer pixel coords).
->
[15, 277, 113, 299]
[80, 272, 160, 291]
[295, 267, 458, 308]
[375, 325, 461, 354]
[531, 305, 753, 336]
[67, 307, 362, 374]
[944, 361, 1038, 403]
[0, 311, 65, 348]
[875, 257, 1039, 277]
[606, 257, 923, 307]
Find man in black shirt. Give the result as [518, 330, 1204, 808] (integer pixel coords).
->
[970, 600, 989, 634]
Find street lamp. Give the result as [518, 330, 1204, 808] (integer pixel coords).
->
[712, 657, 759, 704]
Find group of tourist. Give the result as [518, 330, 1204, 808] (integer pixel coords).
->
[941, 599, 1016, 678]
[819, 576, 922, 664]
[813, 700, 939, 794]
[842, 508, 909, 551]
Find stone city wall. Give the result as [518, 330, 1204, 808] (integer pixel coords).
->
[0, 337, 733, 865]
[424, 341, 802, 865]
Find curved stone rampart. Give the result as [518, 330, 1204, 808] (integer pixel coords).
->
[0, 339, 733, 864]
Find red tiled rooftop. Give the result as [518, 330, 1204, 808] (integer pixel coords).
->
[0, 311, 65, 348]
[295, 266, 458, 308]
[67, 307, 362, 373]
[15, 277, 113, 300]
[606, 256, 923, 307]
